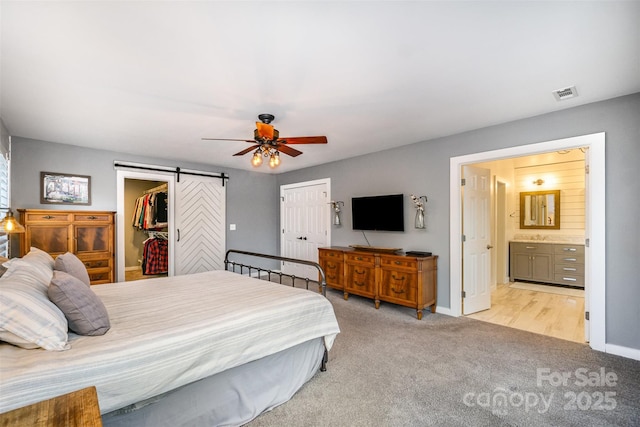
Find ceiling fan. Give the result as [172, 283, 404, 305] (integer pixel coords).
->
[202, 114, 328, 168]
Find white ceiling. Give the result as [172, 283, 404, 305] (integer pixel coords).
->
[1, 1, 639, 173]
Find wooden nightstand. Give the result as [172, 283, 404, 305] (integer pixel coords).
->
[0, 386, 102, 427]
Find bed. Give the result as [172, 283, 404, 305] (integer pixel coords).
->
[0, 248, 340, 426]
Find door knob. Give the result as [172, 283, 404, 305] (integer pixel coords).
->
[486, 244, 494, 249]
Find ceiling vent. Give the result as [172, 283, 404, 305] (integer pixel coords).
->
[552, 86, 578, 101]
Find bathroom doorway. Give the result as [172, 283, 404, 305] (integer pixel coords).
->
[450, 132, 606, 352]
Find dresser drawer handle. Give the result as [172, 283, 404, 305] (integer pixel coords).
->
[391, 287, 406, 294]
[563, 258, 577, 262]
[355, 269, 365, 275]
[563, 248, 577, 252]
[562, 277, 577, 282]
[392, 274, 406, 281]
[42, 215, 54, 219]
[525, 246, 536, 249]
[394, 261, 402, 265]
[563, 267, 577, 272]
[87, 216, 98, 220]
[355, 256, 363, 261]
[354, 280, 366, 287]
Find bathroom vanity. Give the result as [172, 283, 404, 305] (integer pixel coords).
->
[509, 241, 584, 288]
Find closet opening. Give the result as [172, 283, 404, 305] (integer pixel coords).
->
[116, 169, 175, 282]
[125, 179, 170, 281]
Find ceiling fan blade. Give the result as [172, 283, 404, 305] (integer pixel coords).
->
[233, 145, 260, 156]
[276, 144, 303, 157]
[202, 138, 256, 143]
[278, 136, 328, 144]
[256, 122, 275, 140]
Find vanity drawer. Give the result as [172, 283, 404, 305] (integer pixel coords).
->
[510, 242, 553, 254]
[554, 254, 584, 265]
[554, 264, 584, 275]
[554, 274, 584, 287]
[554, 244, 584, 256]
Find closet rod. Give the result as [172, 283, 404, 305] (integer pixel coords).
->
[114, 161, 229, 185]
[144, 183, 168, 194]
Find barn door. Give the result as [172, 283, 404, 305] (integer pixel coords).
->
[174, 175, 226, 275]
[280, 179, 330, 278]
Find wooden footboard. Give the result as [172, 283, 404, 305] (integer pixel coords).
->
[224, 249, 327, 297]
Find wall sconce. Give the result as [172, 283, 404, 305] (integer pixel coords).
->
[0, 208, 26, 258]
[533, 179, 545, 186]
[410, 195, 427, 229]
[329, 201, 344, 226]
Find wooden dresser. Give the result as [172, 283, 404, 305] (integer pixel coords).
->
[318, 247, 438, 319]
[18, 209, 115, 285]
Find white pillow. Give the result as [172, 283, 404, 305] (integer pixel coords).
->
[0, 266, 70, 351]
[2, 247, 55, 289]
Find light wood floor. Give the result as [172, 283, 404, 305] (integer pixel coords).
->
[124, 268, 167, 281]
[466, 282, 585, 344]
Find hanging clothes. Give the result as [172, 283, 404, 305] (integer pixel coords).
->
[142, 237, 168, 275]
[132, 190, 168, 230]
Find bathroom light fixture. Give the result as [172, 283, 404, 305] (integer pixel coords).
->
[329, 201, 344, 226]
[533, 179, 545, 186]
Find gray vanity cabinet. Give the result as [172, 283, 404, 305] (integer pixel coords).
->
[510, 241, 585, 288]
[510, 243, 554, 283]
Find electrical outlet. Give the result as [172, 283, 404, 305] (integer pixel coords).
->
[229, 224, 236, 231]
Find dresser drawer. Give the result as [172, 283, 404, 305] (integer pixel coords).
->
[24, 212, 71, 223]
[82, 258, 111, 269]
[319, 249, 344, 259]
[380, 257, 418, 270]
[73, 213, 113, 223]
[345, 253, 375, 265]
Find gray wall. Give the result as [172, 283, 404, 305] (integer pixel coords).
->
[277, 93, 640, 351]
[8, 93, 640, 350]
[10, 138, 279, 257]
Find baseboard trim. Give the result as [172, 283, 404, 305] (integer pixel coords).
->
[435, 306, 453, 316]
[124, 266, 140, 272]
[605, 343, 640, 361]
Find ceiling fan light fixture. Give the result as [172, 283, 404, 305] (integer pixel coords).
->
[269, 151, 281, 168]
[251, 149, 263, 167]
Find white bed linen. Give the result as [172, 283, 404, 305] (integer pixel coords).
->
[0, 270, 340, 414]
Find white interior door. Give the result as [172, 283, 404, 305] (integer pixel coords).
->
[280, 179, 330, 278]
[583, 147, 591, 342]
[462, 165, 492, 315]
[174, 175, 226, 275]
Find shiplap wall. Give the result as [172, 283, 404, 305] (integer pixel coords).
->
[514, 159, 585, 232]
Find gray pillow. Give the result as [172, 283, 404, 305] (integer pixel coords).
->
[54, 252, 91, 287]
[48, 271, 110, 336]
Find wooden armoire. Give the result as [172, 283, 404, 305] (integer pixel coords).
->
[18, 209, 115, 285]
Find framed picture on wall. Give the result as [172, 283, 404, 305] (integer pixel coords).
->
[41, 172, 91, 205]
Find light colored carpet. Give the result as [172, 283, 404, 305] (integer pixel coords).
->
[247, 288, 639, 427]
[509, 281, 584, 297]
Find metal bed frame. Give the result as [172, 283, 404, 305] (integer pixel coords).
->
[224, 249, 329, 371]
[224, 249, 327, 297]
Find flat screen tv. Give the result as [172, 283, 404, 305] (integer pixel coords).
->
[352, 194, 404, 232]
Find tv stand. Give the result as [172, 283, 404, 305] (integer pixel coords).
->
[319, 247, 438, 319]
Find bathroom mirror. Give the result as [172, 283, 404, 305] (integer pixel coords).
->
[520, 190, 560, 229]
